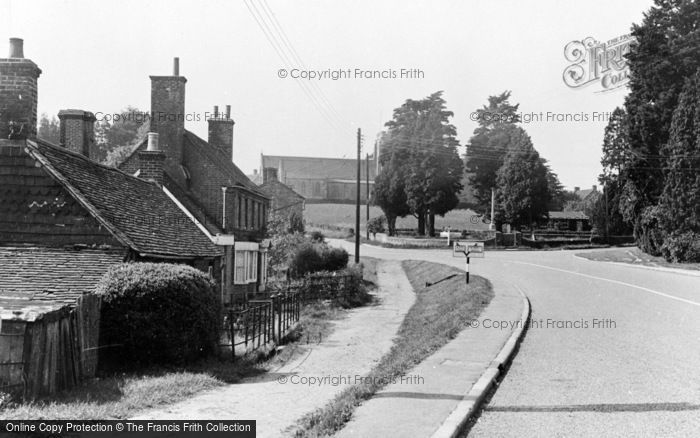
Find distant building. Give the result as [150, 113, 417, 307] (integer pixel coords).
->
[250, 154, 377, 203]
[573, 185, 601, 203]
[546, 211, 592, 232]
[258, 167, 305, 219]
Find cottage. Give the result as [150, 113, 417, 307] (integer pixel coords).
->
[0, 38, 224, 395]
[119, 60, 271, 301]
[258, 167, 305, 219]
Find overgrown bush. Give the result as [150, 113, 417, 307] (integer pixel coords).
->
[661, 230, 700, 262]
[367, 216, 386, 237]
[289, 244, 349, 278]
[324, 247, 349, 271]
[310, 230, 325, 242]
[96, 263, 221, 369]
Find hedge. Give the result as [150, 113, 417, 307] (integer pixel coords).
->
[96, 262, 221, 369]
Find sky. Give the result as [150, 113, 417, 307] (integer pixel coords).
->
[0, 0, 655, 189]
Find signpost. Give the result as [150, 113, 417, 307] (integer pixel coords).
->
[453, 241, 485, 284]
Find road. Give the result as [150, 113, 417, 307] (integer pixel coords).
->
[329, 240, 700, 438]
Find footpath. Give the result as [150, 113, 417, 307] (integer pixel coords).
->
[335, 267, 529, 438]
[132, 260, 415, 438]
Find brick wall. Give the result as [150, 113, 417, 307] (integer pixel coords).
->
[150, 76, 186, 186]
[0, 59, 41, 139]
[183, 142, 267, 240]
[58, 110, 96, 158]
[208, 119, 234, 161]
[137, 150, 165, 184]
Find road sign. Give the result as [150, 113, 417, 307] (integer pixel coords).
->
[454, 241, 485, 258]
[465, 241, 485, 258]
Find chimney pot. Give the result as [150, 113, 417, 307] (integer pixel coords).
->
[214, 105, 219, 118]
[574, 186, 580, 192]
[225, 105, 231, 119]
[9, 38, 24, 58]
[147, 132, 160, 151]
[592, 185, 597, 191]
[173, 57, 179, 76]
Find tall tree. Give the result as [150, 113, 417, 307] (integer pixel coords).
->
[622, 0, 700, 255]
[374, 132, 410, 236]
[380, 91, 463, 236]
[658, 71, 700, 261]
[495, 134, 550, 230]
[38, 113, 60, 144]
[465, 91, 521, 208]
[96, 106, 148, 165]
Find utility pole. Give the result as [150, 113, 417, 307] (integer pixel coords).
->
[355, 128, 361, 263]
[604, 183, 610, 243]
[489, 188, 495, 230]
[366, 153, 370, 240]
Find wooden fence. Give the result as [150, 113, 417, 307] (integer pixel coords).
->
[0, 294, 101, 399]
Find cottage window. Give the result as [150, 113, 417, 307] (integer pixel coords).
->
[234, 249, 259, 284]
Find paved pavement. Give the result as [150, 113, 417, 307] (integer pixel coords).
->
[133, 260, 415, 438]
[330, 240, 700, 438]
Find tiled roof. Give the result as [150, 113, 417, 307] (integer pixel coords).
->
[184, 131, 268, 197]
[0, 246, 124, 320]
[262, 155, 377, 181]
[548, 211, 589, 220]
[25, 139, 222, 259]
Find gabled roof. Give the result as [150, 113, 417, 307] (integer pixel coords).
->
[184, 131, 268, 198]
[0, 246, 124, 320]
[574, 188, 599, 201]
[25, 139, 222, 259]
[262, 155, 376, 181]
[260, 178, 305, 200]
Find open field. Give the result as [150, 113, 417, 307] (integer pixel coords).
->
[305, 204, 488, 232]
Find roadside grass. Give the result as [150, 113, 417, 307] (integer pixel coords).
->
[291, 260, 494, 437]
[0, 358, 263, 420]
[0, 259, 382, 421]
[576, 247, 700, 271]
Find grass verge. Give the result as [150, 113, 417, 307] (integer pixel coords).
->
[576, 247, 700, 271]
[291, 260, 494, 437]
[0, 260, 381, 420]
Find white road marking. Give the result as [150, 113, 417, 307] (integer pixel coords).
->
[512, 261, 700, 308]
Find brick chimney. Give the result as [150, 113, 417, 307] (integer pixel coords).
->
[263, 167, 278, 184]
[208, 104, 234, 161]
[138, 132, 165, 184]
[58, 109, 96, 157]
[0, 38, 42, 139]
[150, 57, 186, 185]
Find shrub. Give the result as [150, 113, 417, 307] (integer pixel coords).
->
[661, 230, 700, 262]
[367, 216, 386, 237]
[290, 243, 325, 277]
[288, 211, 305, 234]
[324, 247, 349, 271]
[310, 230, 325, 242]
[96, 263, 221, 369]
[289, 244, 349, 278]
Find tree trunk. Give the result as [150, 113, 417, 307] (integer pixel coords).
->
[417, 211, 426, 236]
[428, 211, 436, 237]
[387, 214, 397, 236]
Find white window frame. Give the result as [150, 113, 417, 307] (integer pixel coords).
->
[233, 242, 259, 285]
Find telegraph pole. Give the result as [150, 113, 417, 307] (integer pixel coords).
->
[355, 128, 361, 263]
[366, 153, 370, 240]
